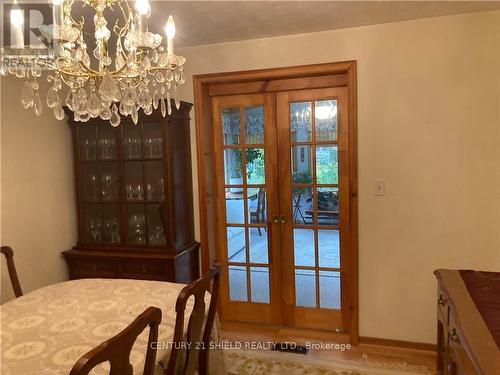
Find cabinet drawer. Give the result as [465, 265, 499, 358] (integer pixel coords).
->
[71, 259, 117, 278]
[447, 313, 480, 375]
[121, 260, 169, 279]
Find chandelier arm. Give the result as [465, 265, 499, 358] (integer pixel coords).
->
[66, 0, 85, 31]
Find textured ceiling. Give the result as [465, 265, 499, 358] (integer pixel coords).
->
[145, 1, 500, 48]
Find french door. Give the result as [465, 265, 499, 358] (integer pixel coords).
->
[212, 87, 352, 333]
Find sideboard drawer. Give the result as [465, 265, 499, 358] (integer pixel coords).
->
[71, 259, 117, 278]
[121, 260, 170, 280]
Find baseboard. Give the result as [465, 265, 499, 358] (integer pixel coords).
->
[359, 336, 437, 351]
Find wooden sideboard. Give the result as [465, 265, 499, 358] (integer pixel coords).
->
[435, 269, 500, 375]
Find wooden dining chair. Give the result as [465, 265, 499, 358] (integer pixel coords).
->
[1, 246, 23, 298]
[163, 264, 220, 375]
[70, 307, 162, 375]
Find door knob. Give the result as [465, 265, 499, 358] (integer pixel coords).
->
[280, 215, 287, 224]
[272, 215, 280, 223]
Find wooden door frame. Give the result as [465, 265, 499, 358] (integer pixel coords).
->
[193, 61, 359, 343]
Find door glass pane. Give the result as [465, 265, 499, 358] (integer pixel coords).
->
[250, 267, 269, 303]
[245, 148, 265, 184]
[123, 123, 142, 159]
[79, 125, 97, 160]
[127, 204, 146, 244]
[147, 204, 166, 245]
[98, 125, 117, 160]
[249, 227, 268, 264]
[316, 146, 338, 184]
[227, 227, 245, 262]
[224, 149, 242, 185]
[319, 271, 340, 309]
[125, 162, 144, 201]
[290, 102, 312, 142]
[291, 187, 313, 225]
[291, 146, 312, 184]
[82, 162, 99, 201]
[295, 269, 316, 307]
[102, 204, 121, 244]
[84, 203, 101, 242]
[145, 161, 164, 201]
[222, 108, 240, 145]
[318, 230, 340, 268]
[293, 229, 315, 267]
[248, 188, 266, 224]
[229, 265, 247, 302]
[225, 188, 245, 225]
[101, 162, 119, 201]
[143, 122, 163, 159]
[317, 187, 338, 226]
[315, 100, 337, 141]
[244, 106, 263, 144]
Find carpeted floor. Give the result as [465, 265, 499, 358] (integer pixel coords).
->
[225, 349, 433, 375]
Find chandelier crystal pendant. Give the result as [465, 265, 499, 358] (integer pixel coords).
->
[1, 0, 186, 126]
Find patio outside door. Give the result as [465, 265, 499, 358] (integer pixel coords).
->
[212, 87, 352, 333]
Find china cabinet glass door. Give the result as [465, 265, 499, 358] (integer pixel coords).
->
[79, 124, 121, 244]
[78, 119, 167, 248]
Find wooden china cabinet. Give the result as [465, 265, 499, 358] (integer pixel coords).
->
[62, 101, 199, 283]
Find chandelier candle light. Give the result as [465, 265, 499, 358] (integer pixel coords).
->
[1, 0, 186, 126]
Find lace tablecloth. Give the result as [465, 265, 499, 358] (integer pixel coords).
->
[1, 278, 222, 374]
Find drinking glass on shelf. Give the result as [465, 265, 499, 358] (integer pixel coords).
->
[149, 224, 165, 245]
[137, 184, 143, 200]
[84, 139, 96, 160]
[153, 138, 163, 157]
[101, 174, 115, 201]
[129, 214, 145, 244]
[89, 174, 98, 200]
[146, 138, 154, 158]
[89, 219, 101, 241]
[104, 217, 120, 243]
[146, 183, 153, 200]
[158, 178, 165, 200]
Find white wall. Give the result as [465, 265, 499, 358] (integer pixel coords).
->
[1, 75, 77, 303]
[1, 10, 499, 344]
[176, 10, 500, 343]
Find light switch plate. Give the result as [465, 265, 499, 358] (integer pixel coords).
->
[375, 180, 385, 196]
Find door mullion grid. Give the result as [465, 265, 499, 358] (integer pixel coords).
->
[239, 106, 253, 303]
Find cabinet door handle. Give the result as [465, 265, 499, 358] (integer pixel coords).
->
[437, 295, 446, 306]
[450, 329, 460, 344]
[279, 215, 287, 224]
[272, 215, 280, 223]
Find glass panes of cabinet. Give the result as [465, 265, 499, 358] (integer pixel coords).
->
[101, 162, 119, 201]
[147, 204, 166, 245]
[143, 122, 163, 159]
[125, 162, 144, 201]
[123, 122, 142, 159]
[145, 161, 164, 201]
[82, 162, 99, 201]
[84, 203, 101, 242]
[127, 204, 146, 244]
[79, 126, 97, 160]
[102, 204, 121, 244]
[98, 125, 117, 160]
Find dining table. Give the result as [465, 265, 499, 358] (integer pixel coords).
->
[1, 278, 225, 375]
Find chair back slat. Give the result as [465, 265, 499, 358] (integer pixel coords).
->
[70, 307, 162, 375]
[165, 264, 220, 375]
[1, 246, 23, 298]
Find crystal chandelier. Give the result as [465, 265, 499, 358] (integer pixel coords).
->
[1, 0, 186, 126]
